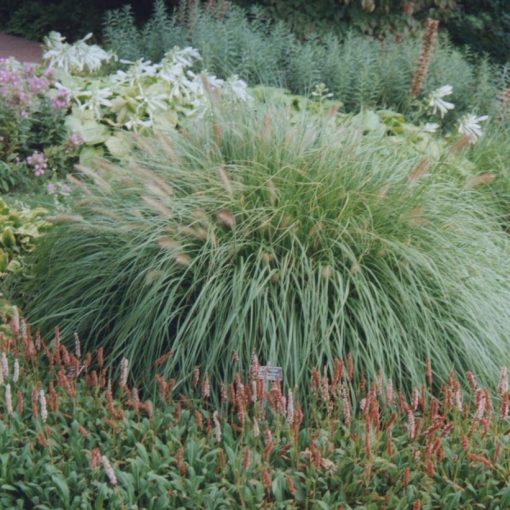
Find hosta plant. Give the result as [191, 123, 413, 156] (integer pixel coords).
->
[0, 199, 49, 277]
[42, 32, 250, 164]
[18, 105, 510, 392]
[0, 321, 509, 508]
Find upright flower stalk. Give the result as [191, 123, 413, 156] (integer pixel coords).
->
[410, 18, 440, 98]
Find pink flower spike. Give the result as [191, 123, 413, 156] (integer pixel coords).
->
[498, 367, 508, 395]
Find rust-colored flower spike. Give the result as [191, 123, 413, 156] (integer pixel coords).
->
[466, 371, 477, 391]
[261, 467, 272, 492]
[16, 390, 23, 416]
[498, 367, 508, 395]
[201, 373, 210, 399]
[501, 392, 509, 418]
[243, 447, 251, 471]
[425, 358, 432, 388]
[90, 448, 101, 470]
[410, 18, 440, 98]
[96, 347, 104, 369]
[193, 366, 200, 387]
[499, 87, 510, 111]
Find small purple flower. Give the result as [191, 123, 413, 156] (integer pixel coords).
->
[47, 183, 57, 194]
[28, 75, 48, 94]
[51, 87, 70, 109]
[69, 132, 83, 147]
[26, 151, 48, 177]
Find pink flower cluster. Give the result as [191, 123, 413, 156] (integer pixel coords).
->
[52, 87, 70, 109]
[0, 58, 66, 113]
[26, 151, 48, 177]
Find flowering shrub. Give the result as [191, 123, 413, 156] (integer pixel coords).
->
[0, 319, 509, 507]
[0, 58, 80, 191]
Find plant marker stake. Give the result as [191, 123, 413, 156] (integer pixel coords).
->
[257, 365, 283, 405]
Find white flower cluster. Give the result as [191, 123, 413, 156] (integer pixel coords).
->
[43, 32, 116, 74]
[458, 114, 489, 143]
[424, 85, 488, 143]
[44, 34, 250, 132]
[428, 85, 454, 118]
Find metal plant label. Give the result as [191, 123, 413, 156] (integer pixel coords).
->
[257, 366, 283, 382]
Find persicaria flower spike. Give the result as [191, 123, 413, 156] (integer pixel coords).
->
[119, 357, 129, 387]
[101, 455, 118, 486]
[213, 410, 221, 443]
[5, 384, 13, 416]
[498, 367, 508, 395]
[12, 359, 19, 383]
[39, 389, 48, 423]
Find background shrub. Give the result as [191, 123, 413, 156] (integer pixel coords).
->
[103, 1, 507, 121]
[16, 105, 510, 392]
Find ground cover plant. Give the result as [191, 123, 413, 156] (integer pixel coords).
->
[0, 319, 509, 508]
[103, 0, 508, 122]
[15, 103, 510, 393]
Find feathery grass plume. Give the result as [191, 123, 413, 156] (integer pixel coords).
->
[410, 19, 440, 98]
[18, 104, 510, 394]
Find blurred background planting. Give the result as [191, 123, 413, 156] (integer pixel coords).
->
[1, 1, 508, 64]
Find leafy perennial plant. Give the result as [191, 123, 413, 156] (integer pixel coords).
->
[0, 318, 509, 508]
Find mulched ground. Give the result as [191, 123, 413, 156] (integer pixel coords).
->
[0, 32, 42, 63]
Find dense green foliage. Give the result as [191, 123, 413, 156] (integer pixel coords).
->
[16, 105, 510, 392]
[0, 0, 146, 42]
[237, 0, 455, 38]
[464, 120, 510, 227]
[444, 0, 510, 64]
[239, 0, 509, 63]
[0, 324, 509, 508]
[0, 199, 49, 278]
[103, 1, 507, 121]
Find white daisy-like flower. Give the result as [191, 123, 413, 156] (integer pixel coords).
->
[423, 122, 440, 133]
[458, 114, 489, 142]
[428, 85, 455, 118]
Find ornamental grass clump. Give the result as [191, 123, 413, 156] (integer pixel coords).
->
[0, 321, 510, 507]
[18, 105, 510, 391]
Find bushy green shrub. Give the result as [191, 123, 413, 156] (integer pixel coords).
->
[0, 0, 133, 42]
[0, 322, 509, 508]
[103, 0, 507, 121]
[462, 120, 510, 226]
[16, 105, 510, 392]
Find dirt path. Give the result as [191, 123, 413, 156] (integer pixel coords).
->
[0, 32, 42, 63]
